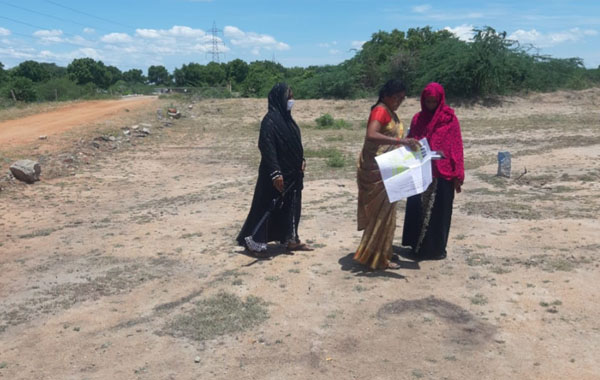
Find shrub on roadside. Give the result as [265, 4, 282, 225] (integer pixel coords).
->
[6, 77, 37, 101]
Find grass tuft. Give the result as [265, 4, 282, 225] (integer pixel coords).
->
[165, 292, 269, 342]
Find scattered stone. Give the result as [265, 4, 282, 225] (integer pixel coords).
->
[194, 356, 200, 363]
[91, 141, 101, 149]
[123, 130, 130, 136]
[131, 125, 139, 130]
[188, 105, 193, 110]
[108, 136, 116, 142]
[39, 135, 48, 140]
[9, 160, 41, 184]
[141, 128, 151, 135]
[167, 108, 181, 119]
[140, 123, 152, 128]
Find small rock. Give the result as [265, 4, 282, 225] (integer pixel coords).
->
[140, 123, 152, 128]
[9, 160, 41, 184]
[108, 136, 116, 142]
[188, 105, 193, 109]
[141, 128, 151, 135]
[92, 142, 101, 149]
[194, 356, 200, 363]
[123, 130, 130, 136]
[39, 135, 48, 140]
[131, 125, 139, 130]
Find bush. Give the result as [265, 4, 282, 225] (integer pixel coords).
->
[315, 114, 352, 129]
[326, 150, 346, 167]
[315, 113, 334, 127]
[305, 147, 347, 168]
[36, 78, 83, 101]
[333, 119, 352, 129]
[7, 77, 37, 101]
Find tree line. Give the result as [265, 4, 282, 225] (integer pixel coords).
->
[1, 26, 599, 103]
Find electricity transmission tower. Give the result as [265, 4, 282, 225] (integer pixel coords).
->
[208, 21, 225, 62]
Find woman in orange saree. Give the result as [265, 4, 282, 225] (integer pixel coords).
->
[354, 80, 421, 270]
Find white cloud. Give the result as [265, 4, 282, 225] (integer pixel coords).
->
[329, 49, 341, 55]
[77, 48, 102, 59]
[33, 29, 64, 43]
[101, 33, 133, 43]
[83, 28, 95, 34]
[318, 41, 338, 48]
[509, 28, 598, 47]
[351, 40, 365, 50]
[67, 35, 93, 46]
[136, 26, 207, 39]
[224, 26, 290, 53]
[0, 27, 11, 36]
[33, 30, 63, 37]
[444, 24, 475, 41]
[0, 46, 36, 60]
[409, 9, 483, 21]
[136, 29, 161, 39]
[412, 5, 431, 13]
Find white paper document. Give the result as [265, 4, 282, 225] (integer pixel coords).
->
[375, 138, 439, 202]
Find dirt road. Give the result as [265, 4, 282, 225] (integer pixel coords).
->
[0, 96, 157, 147]
[0, 91, 599, 379]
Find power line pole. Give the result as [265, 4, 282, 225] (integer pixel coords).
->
[208, 21, 225, 62]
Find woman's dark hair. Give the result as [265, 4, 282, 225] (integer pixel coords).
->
[371, 79, 407, 110]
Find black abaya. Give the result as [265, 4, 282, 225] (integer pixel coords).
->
[236, 83, 304, 249]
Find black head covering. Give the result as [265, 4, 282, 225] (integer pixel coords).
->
[258, 82, 304, 181]
[267, 82, 292, 121]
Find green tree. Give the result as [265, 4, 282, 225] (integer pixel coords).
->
[14, 60, 51, 82]
[106, 65, 122, 85]
[148, 65, 170, 85]
[39, 63, 67, 79]
[226, 59, 249, 88]
[204, 62, 226, 86]
[242, 61, 285, 96]
[122, 69, 145, 83]
[67, 58, 111, 89]
[0, 62, 6, 84]
[173, 63, 205, 86]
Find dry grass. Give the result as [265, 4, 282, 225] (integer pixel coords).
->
[163, 292, 269, 342]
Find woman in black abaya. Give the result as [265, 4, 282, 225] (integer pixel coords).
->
[236, 83, 313, 256]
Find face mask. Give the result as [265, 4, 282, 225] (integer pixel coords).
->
[287, 99, 295, 111]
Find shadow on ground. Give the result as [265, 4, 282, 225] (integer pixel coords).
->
[338, 251, 420, 279]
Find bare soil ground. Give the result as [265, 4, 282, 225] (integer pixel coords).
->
[0, 96, 157, 147]
[1, 89, 599, 380]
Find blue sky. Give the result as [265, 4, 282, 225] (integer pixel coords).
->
[1, 0, 599, 71]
